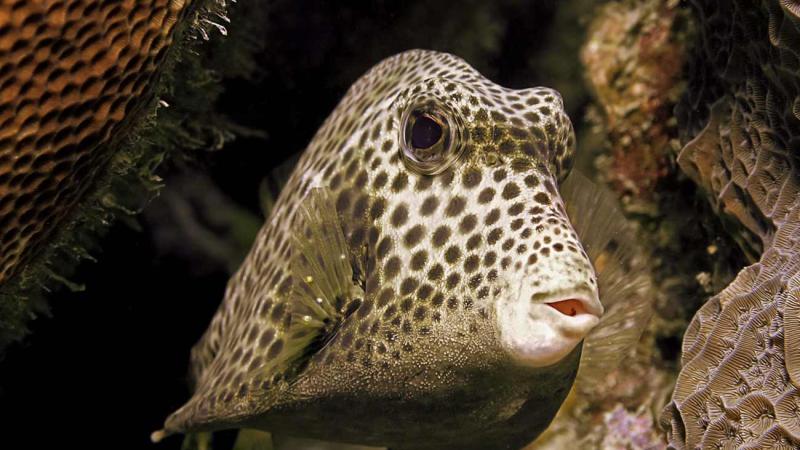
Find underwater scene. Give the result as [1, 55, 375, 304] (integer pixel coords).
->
[0, 0, 799, 449]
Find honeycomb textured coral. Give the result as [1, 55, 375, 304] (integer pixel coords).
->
[661, 0, 800, 448]
[0, 0, 191, 286]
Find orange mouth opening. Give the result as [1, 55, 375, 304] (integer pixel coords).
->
[546, 299, 586, 317]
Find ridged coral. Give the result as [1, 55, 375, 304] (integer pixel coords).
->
[661, 1, 800, 448]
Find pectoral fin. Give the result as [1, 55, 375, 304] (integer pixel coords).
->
[285, 187, 366, 350]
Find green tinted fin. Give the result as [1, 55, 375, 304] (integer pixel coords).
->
[284, 187, 365, 353]
[233, 429, 275, 450]
[180, 432, 213, 450]
[561, 171, 653, 387]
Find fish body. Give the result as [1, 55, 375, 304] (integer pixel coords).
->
[158, 50, 605, 449]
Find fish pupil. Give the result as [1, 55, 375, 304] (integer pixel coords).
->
[411, 114, 442, 149]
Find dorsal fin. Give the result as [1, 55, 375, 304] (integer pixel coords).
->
[259, 154, 301, 219]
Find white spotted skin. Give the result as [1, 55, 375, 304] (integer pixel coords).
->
[161, 50, 600, 450]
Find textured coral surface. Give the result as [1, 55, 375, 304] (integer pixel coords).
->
[0, 0, 190, 287]
[661, 1, 800, 448]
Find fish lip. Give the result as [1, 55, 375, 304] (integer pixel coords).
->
[535, 287, 604, 319]
[495, 285, 603, 368]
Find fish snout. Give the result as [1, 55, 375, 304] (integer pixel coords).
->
[535, 287, 603, 337]
[495, 238, 602, 368]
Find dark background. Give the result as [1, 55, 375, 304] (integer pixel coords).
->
[0, 1, 588, 449]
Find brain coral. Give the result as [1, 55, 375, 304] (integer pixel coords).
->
[0, 0, 192, 288]
[660, 0, 800, 448]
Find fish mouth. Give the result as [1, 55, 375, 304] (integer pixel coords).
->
[546, 298, 586, 316]
[496, 287, 603, 368]
[538, 288, 603, 336]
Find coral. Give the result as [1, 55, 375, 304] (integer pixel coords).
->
[601, 404, 666, 450]
[581, 0, 687, 214]
[0, 0, 191, 288]
[660, 1, 800, 448]
[0, 0, 240, 349]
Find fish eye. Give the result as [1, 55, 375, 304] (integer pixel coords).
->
[410, 113, 443, 149]
[400, 105, 462, 175]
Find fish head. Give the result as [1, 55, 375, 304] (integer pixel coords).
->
[357, 50, 602, 371]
